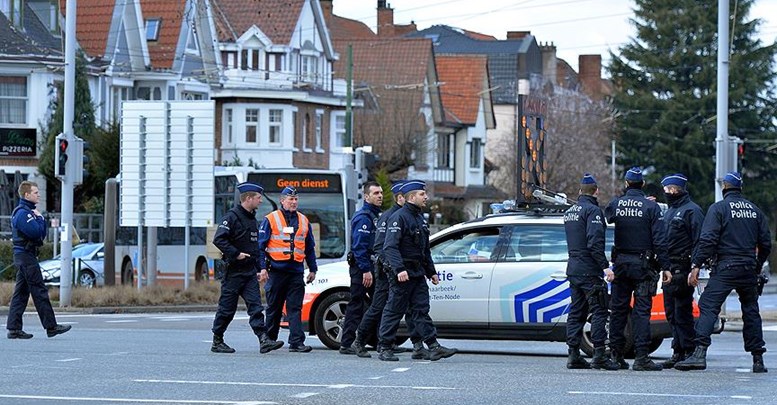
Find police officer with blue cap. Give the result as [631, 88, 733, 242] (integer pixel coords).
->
[604, 167, 672, 371]
[340, 181, 383, 355]
[211, 182, 283, 354]
[6, 181, 71, 340]
[563, 173, 619, 370]
[676, 172, 772, 373]
[378, 180, 456, 361]
[659, 173, 704, 368]
[259, 185, 318, 353]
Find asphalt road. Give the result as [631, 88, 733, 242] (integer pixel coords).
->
[1, 311, 777, 405]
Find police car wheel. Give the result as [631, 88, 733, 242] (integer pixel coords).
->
[313, 291, 350, 350]
[77, 270, 96, 288]
[580, 320, 595, 357]
[121, 260, 134, 285]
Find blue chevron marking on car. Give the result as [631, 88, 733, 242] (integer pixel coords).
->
[541, 302, 570, 323]
[512, 279, 565, 322]
[526, 287, 570, 322]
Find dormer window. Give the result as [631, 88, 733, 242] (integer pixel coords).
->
[145, 18, 161, 41]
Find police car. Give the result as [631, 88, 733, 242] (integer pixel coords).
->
[301, 203, 717, 356]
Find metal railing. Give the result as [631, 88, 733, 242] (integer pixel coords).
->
[0, 213, 103, 243]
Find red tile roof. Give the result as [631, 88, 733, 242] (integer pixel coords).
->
[210, 0, 304, 44]
[140, 0, 186, 70]
[326, 15, 375, 41]
[462, 29, 496, 41]
[436, 55, 488, 125]
[60, 0, 114, 60]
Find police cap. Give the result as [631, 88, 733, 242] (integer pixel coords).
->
[624, 167, 643, 182]
[281, 186, 298, 196]
[400, 180, 426, 195]
[236, 182, 263, 194]
[661, 173, 688, 189]
[581, 173, 597, 185]
[723, 171, 742, 188]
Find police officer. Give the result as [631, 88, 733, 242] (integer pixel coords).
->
[676, 172, 772, 373]
[378, 180, 456, 362]
[259, 186, 317, 353]
[659, 174, 703, 368]
[351, 181, 426, 359]
[210, 182, 283, 354]
[604, 167, 672, 371]
[340, 181, 383, 355]
[563, 173, 619, 370]
[6, 181, 71, 339]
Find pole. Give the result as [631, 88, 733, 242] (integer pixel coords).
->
[611, 138, 616, 191]
[715, 0, 730, 202]
[137, 225, 143, 290]
[345, 44, 353, 148]
[58, 0, 77, 306]
[516, 94, 523, 201]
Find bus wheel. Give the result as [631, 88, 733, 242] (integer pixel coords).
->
[121, 260, 134, 285]
[195, 259, 208, 282]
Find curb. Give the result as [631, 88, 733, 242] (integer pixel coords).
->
[0, 304, 246, 316]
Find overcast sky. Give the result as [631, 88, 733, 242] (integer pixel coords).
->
[329, 0, 777, 73]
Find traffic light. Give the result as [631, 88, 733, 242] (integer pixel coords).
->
[738, 142, 746, 168]
[54, 133, 68, 179]
[73, 137, 89, 185]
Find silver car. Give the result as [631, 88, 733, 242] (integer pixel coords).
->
[40, 243, 105, 288]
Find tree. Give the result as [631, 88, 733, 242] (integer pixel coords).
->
[608, 0, 777, 215]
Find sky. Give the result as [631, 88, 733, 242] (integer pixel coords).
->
[330, 0, 777, 73]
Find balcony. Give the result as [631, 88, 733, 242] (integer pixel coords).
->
[433, 167, 454, 183]
[222, 69, 330, 92]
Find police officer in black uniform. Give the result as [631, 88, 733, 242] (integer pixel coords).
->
[676, 172, 772, 373]
[351, 181, 427, 359]
[659, 174, 704, 368]
[563, 173, 619, 370]
[604, 167, 672, 371]
[6, 181, 71, 339]
[210, 182, 283, 354]
[340, 181, 383, 354]
[378, 180, 456, 362]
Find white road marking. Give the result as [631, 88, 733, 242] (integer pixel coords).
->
[290, 393, 319, 398]
[392, 368, 411, 372]
[134, 379, 457, 391]
[736, 368, 752, 373]
[762, 325, 777, 331]
[569, 391, 751, 400]
[105, 320, 138, 323]
[55, 358, 82, 362]
[158, 318, 190, 322]
[367, 376, 384, 380]
[0, 394, 274, 404]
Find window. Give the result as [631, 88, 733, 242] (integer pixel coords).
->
[333, 113, 346, 148]
[268, 109, 282, 145]
[245, 109, 259, 143]
[222, 51, 237, 69]
[301, 113, 311, 151]
[181, 92, 205, 100]
[186, 28, 199, 52]
[470, 138, 482, 168]
[111, 86, 131, 122]
[314, 111, 323, 151]
[224, 108, 233, 144]
[505, 225, 568, 262]
[301, 55, 317, 82]
[0, 76, 27, 124]
[431, 227, 502, 264]
[145, 19, 161, 41]
[437, 133, 452, 168]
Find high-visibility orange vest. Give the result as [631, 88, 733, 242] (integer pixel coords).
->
[265, 210, 309, 262]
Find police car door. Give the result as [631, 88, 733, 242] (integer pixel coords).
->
[489, 223, 570, 332]
[429, 226, 499, 324]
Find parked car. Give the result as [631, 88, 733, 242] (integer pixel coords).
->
[299, 206, 721, 357]
[40, 243, 105, 288]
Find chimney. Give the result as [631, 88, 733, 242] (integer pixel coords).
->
[320, 0, 333, 21]
[540, 42, 557, 86]
[377, 1, 394, 37]
[578, 54, 602, 100]
[507, 31, 531, 40]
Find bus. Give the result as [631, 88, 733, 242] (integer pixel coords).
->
[106, 167, 352, 286]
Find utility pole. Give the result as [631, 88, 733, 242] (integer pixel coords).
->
[58, 0, 78, 306]
[345, 45, 353, 148]
[715, 0, 730, 202]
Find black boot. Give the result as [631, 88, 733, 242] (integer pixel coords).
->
[46, 324, 71, 338]
[610, 348, 630, 370]
[753, 353, 768, 373]
[259, 333, 284, 354]
[591, 347, 619, 370]
[566, 347, 591, 369]
[211, 334, 235, 353]
[378, 348, 398, 361]
[7, 330, 33, 339]
[662, 349, 685, 369]
[675, 346, 707, 371]
[411, 342, 431, 360]
[352, 334, 371, 358]
[632, 353, 663, 371]
[428, 341, 457, 361]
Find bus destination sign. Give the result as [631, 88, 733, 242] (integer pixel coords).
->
[248, 173, 343, 194]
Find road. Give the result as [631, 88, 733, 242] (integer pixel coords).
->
[1, 311, 776, 405]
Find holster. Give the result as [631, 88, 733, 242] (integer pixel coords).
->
[594, 280, 609, 309]
[346, 251, 357, 268]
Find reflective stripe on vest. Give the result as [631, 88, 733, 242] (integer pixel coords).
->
[265, 210, 309, 262]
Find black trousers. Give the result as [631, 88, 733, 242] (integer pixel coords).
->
[378, 275, 436, 349]
[6, 251, 57, 331]
[663, 264, 695, 352]
[609, 262, 654, 355]
[566, 276, 608, 349]
[211, 270, 267, 337]
[341, 266, 373, 347]
[695, 264, 765, 353]
[357, 265, 422, 344]
[265, 270, 306, 346]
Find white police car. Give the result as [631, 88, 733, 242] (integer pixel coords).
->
[301, 206, 713, 356]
